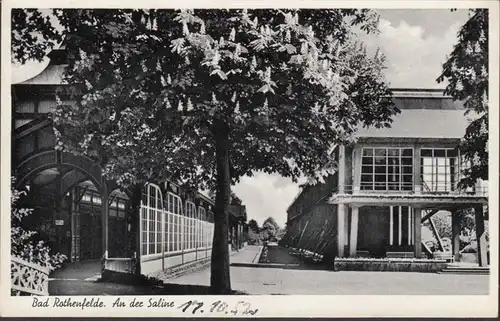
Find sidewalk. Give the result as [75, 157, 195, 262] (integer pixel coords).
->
[165, 245, 489, 295]
[49, 246, 263, 295]
[163, 245, 263, 288]
[230, 245, 263, 264]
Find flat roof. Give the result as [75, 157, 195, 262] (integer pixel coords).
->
[356, 109, 472, 139]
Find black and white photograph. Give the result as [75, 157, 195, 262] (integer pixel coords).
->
[1, 0, 498, 317]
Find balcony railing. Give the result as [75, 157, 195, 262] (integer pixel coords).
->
[11, 256, 49, 296]
[336, 184, 488, 197]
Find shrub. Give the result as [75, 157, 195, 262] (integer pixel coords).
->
[333, 257, 447, 272]
[461, 241, 478, 253]
[11, 177, 67, 272]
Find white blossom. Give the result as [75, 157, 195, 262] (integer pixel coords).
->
[186, 98, 194, 111]
[182, 22, 190, 35]
[200, 21, 206, 34]
[301, 42, 308, 54]
[152, 17, 157, 30]
[229, 28, 236, 41]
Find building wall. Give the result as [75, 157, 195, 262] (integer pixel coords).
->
[287, 203, 338, 256]
[141, 248, 213, 276]
[287, 148, 339, 223]
[358, 206, 390, 256]
[357, 206, 414, 256]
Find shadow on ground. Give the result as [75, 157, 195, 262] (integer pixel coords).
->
[231, 245, 330, 271]
[49, 280, 247, 296]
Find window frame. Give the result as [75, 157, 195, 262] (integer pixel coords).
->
[360, 147, 414, 192]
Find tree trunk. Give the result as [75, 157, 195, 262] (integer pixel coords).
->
[128, 183, 143, 275]
[210, 122, 232, 294]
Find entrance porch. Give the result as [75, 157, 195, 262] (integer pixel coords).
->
[333, 195, 488, 266]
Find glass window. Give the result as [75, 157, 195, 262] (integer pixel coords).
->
[420, 148, 459, 192]
[360, 147, 413, 191]
[421, 149, 432, 157]
[363, 149, 373, 156]
[434, 149, 446, 157]
[362, 156, 373, 165]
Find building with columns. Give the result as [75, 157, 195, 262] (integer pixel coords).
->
[284, 89, 489, 266]
[11, 45, 247, 278]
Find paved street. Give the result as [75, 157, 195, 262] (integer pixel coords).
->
[168, 267, 489, 295]
[166, 246, 489, 295]
[49, 246, 489, 295]
[48, 246, 263, 295]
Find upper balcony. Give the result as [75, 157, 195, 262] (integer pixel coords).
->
[331, 146, 488, 208]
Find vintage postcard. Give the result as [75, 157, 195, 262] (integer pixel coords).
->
[1, 0, 498, 318]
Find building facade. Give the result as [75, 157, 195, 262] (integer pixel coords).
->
[11, 46, 247, 277]
[284, 89, 489, 266]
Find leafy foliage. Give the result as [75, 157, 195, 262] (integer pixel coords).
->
[230, 191, 242, 205]
[422, 209, 489, 253]
[12, 9, 396, 293]
[11, 9, 63, 64]
[12, 9, 396, 189]
[247, 219, 260, 233]
[437, 9, 488, 187]
[11, 177, 67, 272]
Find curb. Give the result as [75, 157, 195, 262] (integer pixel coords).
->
[231, 262, 300, 269]
[252, 246, 265, 264]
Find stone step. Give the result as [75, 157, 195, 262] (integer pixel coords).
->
[439, 267, 490, 275]
[439, 271, 489, 275]
[443, 267, 489, 271]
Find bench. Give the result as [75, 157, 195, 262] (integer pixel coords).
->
[356, 251, 370, 257]
[433, 252, 455, 263]
[386, 251, 414, 258]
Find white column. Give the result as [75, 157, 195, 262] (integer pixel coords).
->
[353, 147, 361, 193]
[337, 204, 346, 257]
[408, 207, 411, 245]
[338, 145, 345, 194]
[349, 206, 359, 257]
[414, 208, 422, 257]
[410, 207, 414, 245]
[414, 146, 421, 194]
[389, 206, 394, 245]
[398, 206, 402, 245]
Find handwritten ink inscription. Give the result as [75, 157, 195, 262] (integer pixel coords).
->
[32, 297, 259, 316]
[178, 300, 258, 316]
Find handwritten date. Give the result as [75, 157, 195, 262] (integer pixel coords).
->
[178, 300, 258, 316]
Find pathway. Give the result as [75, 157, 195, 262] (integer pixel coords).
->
[48, 246, 263, 295]
[166, 246, 489, 295]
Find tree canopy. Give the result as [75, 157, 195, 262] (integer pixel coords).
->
[247, 219, 260, 233]
[12, 9, 397, 189]
[12, 8, 397, 293]
[437, 9, 488, 187]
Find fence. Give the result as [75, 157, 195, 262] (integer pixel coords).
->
[11, 256, 49, 296]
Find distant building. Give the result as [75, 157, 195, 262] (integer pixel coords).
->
[11, 45, 246, 277]
[284, 89, 488, 266]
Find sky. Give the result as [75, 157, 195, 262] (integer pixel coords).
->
[11, 9, 471, 227]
